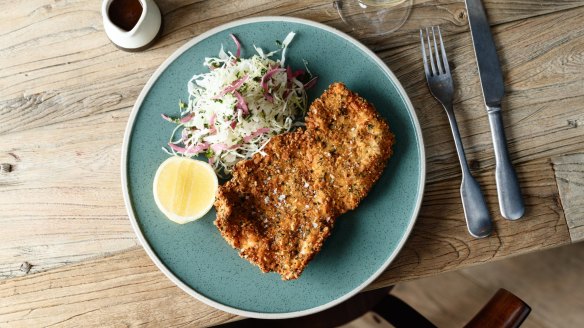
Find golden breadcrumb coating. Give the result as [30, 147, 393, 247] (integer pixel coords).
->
[214, 83, 395, 280]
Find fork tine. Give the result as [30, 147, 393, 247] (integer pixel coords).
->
[431, 27, 443, 75]
[420, 29, 431, 77]
[426, 27, 437, 76]
[437, 26, 450, 73]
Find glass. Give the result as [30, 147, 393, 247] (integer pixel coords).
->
[334, 0, 413, 36]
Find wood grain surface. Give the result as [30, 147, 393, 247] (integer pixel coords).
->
[1, 0, 584, 326]
[0, 247, 238, 327]
[553, 153, 584, 242]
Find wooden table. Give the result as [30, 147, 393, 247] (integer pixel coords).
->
[1, 0, 583, 326]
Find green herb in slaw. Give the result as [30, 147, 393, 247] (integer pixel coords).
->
[162, 32, 317, 176]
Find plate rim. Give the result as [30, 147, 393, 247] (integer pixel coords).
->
[121, 15, 426, 319]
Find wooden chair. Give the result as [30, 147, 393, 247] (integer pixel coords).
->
[214, 288, 530, 328]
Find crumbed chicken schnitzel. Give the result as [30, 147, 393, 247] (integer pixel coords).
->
[214, 83, 395, 280]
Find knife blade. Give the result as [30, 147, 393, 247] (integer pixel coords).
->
[464, 0, 504, 106]
[464, 0, 525, 220]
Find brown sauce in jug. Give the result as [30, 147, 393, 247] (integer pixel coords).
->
[108, 0, 143, 32]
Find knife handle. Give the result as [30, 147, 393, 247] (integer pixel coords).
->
[487, 106, 525, 220]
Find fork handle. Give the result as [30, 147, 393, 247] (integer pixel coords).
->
[487, 106, 525, 220]
[444, 106, 492, 238]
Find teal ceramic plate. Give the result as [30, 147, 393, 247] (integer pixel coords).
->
[122, 16, 425, 318]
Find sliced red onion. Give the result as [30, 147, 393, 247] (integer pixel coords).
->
[179, 113, 193, 123]
[161, 114, 174, 122]
[293, 69, 305, 78]
[192, 142, 210, 153]
[168, 143, 186, 153]
[261, 67, 285, 93]
[208, 157, 215, 165]
[209, 113, 216, 126]
[233, 91, 249, 115]
[168, 142, 209, 155]
[286, 66, 305, 80]
[304, 76, 319, 90]
[230, 34, 241, 58]
[227, 75, 248, 91]
[264, 92, 274, 102]
[243, 128, 270, 142]
[211, 143, 229, 152]
[213, 75, 248, 99]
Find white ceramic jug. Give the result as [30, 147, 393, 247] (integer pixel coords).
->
[102, 0, 162, 51]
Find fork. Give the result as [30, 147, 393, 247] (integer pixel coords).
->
[420, 26, 492, 238]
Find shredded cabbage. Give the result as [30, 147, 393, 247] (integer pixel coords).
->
[162, 32, 316, 176]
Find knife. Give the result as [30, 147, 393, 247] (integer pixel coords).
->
[464, 0, 525, 220]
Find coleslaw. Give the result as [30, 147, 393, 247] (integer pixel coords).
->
[162, 32, 317, 176]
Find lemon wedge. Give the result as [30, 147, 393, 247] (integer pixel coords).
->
[153, 156, 218, 224]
